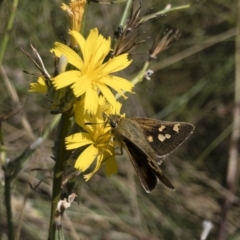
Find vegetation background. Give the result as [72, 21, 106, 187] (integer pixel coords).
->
[0, 0, 239, 239]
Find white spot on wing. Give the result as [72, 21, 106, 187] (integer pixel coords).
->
[173, 124, 180, 133]
[147, 136, 154, 142]
[165, 134, 171, 139]
[158, 125, 166, 132]
[158, 134, 166, 142]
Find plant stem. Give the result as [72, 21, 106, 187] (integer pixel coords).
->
[118, 0, 132, 27]
[217, 0, 240, 238]
[0, 0, 19, 65]
[48, 109, 72, 240]
[139, 4, 191, 24]
[4, 176, 14, 240]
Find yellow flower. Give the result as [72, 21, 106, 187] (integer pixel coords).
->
[29, 77, 47, 93]
[66, 96, 122, 180]
[51, 28, 133, 115]
[61, 0, 87, 48]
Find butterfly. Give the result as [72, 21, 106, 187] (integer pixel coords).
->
[106, 114, 194, 192]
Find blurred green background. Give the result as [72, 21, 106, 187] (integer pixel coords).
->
[0, 0, 239, 239]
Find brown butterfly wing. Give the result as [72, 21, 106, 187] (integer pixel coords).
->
[132, 118, 194, 157]
[122, 139, 175, 192]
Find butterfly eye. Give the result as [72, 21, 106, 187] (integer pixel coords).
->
[109, 120, 117, 128]
[105, 114, 119, 129]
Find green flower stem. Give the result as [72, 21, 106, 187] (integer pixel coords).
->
[139, 4, 191, 24]
[110, 0, 132, 51]
[0, 0, 19, 66]
[130, 61, 149, 86]
[118, 0, 133, 28]
[48, 109, 72, 240]
[4, 176, 13, 240]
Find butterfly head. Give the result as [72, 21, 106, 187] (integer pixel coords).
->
[103, 113, 122, 129]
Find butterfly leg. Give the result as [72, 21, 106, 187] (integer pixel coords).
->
[114, 144, 123, 156]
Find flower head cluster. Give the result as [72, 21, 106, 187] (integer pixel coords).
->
[51, 28, 133, 115]
[29, 23, 134, 180]
[66, 96, 124, 180]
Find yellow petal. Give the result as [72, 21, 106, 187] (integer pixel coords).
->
[102, 54, 132, 74]
[84, 28, 99, 64]
[74, 99, 87, 129]
[51, 42, 84, 69]
[96, 83, 117, 110]
[95, 96, 109, 120]
[74, 144, 98, 171]
[115, 101, 123, 115]
[101, 76, 133, 97]
[94, 36, 111, 65]
[69, 30, 86, 53]
[29, 83, 46, 93]
[74, 97, 106, 134]
[74, 99, 95, 134]
[29, 77, 47, 93]
[105, 156, 118, 176]
[52, 70, 79, 89]
[84, 87, 99, 114]
[38, 76, 47, 85]
[65, 132, 93, 149]
[110, 76, 133, 91]
[71, 75, 90, 97]
[83, 154, 103, 181]
[101, 145, 117, 176]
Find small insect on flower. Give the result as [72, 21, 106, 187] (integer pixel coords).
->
[106, 114, 194, 192]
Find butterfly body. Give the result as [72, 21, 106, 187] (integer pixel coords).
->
[112, 117, 157, 159]
[107, 114, 194, 192]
